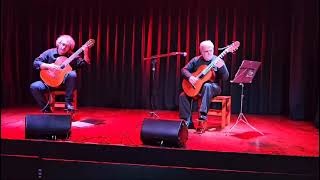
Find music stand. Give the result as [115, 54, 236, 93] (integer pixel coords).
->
[226, 60, 264, 135]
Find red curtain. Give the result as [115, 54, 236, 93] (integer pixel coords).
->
[1, 0, 318, 121]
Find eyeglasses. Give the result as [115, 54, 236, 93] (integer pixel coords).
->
[59, 41, 70, 48]
[203, 49, 213, 53]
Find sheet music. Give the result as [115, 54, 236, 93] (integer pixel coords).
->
[231, 60, 261, 84]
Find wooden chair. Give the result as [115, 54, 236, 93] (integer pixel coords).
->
[197, 95, 231, 130]
[48, 89, 77, 111]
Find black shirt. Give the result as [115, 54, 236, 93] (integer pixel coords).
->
[181, 55, 229, 83]
[33, 48, 88, 70]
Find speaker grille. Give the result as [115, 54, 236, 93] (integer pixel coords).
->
[25, 114, 71, 140]
[141, 118, 188, 147]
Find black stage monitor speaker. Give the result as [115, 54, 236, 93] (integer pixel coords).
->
[140, 118, 188, 148]
[25, 114, 72, 140]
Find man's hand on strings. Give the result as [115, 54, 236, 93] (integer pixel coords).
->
[189, 76, 199, 86]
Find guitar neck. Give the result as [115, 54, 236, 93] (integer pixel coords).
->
[199, 49, 229, 76]
[208, 49, 228, 69]
[61, 47, 84, 67]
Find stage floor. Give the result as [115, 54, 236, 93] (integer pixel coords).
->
[1, 107, 319, 157]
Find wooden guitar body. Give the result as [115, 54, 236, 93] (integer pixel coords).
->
[182, 65, 216, 97]
[40, 56, 72, 87]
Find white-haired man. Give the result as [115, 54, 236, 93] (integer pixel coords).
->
[30, 35, 91, 112]
[179, 40, 229, 129]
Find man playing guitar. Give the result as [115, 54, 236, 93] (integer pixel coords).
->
[179, 40, 229, 129]
[30, 35, 91, 113]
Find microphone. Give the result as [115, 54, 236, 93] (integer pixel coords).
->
[175, 52, 187, 57]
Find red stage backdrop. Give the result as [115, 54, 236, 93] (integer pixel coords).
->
[1, 0, 319, 121]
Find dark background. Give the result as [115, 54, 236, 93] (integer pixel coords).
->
[1, 0, 318, 122]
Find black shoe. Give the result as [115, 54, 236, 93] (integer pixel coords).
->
[182, 118, 195, 129]
[42, 107, 52, 113]
[65, 103, 75, 111]
[188, 122, 195, 129]
[199, 114, 207, 121]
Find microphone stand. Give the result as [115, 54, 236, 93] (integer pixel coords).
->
[144, 52, 187, 119]
[149, 58, 159, 118]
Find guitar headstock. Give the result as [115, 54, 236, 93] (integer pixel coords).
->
[226, 41, 240, 53]
[83, 39, 95, 49]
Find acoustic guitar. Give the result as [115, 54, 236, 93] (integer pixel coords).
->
[182, 41, 240, 97]
[40, 39, 95, 87]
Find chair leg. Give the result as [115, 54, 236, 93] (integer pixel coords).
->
[226, 98, 231, 126]
[50, 93, 55, 112]
[221, 100, 226, 128]
[73, 90, 77, 110]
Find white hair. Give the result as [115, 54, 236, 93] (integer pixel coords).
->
[200, 40, 214, 51]
[56, 35, 75, 50]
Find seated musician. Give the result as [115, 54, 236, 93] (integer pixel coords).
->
[30, 35, 91, 113]
[179, 40, 229, 128]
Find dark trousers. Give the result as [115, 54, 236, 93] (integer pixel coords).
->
[179, 82, 221, 120]
[30, 71, 77, 109]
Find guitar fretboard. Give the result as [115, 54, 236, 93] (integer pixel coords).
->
[196, 48, 229, 78]
[61, 47, 84, 67]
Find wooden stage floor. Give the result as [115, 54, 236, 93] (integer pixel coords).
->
[1, 106, 318, 157]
